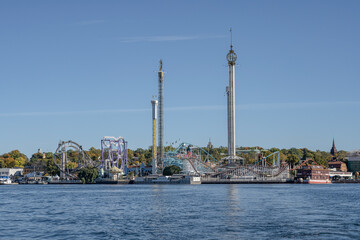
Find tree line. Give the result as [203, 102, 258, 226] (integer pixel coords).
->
[0, 145, 346, 172]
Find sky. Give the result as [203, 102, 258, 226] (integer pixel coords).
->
[0, 0, 359, 157]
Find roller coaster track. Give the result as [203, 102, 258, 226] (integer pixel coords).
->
[290, 158, 323, 171]
[163, 142, 289, 179]
[179, 154, 218, 175]
[162, 142, 219, 175]
[213, 163, 289, 178]
[53, 140, 97, 179]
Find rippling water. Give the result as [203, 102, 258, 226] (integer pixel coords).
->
[0, 184, 359, 239]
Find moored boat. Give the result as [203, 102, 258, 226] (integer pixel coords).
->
[0, 178, 18, 185]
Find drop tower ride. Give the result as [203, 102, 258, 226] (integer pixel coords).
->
[226, 28, 239, 163]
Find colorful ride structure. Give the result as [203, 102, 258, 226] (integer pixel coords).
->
[212, 151, 288, 180]
[214, 161, 288, 180]
[162, 142, 219, 175]
[162, 143, 289, 180]
[101, 136, 128, 173]
[53, 140, 96, 179]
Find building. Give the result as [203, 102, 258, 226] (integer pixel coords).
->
[348, 150, 360, 173]
[328, 161, 352, 180]
[0, 168, 23, 180]
[24, 171, 44, 181]
[328, 161, 348, 172]
[23, 165, 46, 176]
[207, 138, 213, 149]
[330, 138, 338, 158]
[329, 171, 352, 180]
[296, 165, 331, 184]
[124, 163, 152, 176]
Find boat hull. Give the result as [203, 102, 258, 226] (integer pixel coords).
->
[304, 179, 331, 184]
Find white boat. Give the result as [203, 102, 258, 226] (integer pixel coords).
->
[0, 178, 17, 185]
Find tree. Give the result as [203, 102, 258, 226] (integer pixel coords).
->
[127, 171, 134, 180]
[0, 150, 29, 168]
[301, 148, 314, 160]
[163, 165, 181, 176]
[78, 167, 99, 184]
[269, 148, 280, 153]
[9, 150, 21, 159]
[313, 153, 328, 168]
[337, 150, 348, 162]
[86, 147, 101, 162]
[286, 154, 299, 169]
[46, 160, 60, 176]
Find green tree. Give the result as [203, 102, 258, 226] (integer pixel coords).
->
[313, 152, 328, 167]
[46, 160, 60, 176]
[163, 165, 181, 176]
[86, 147, 101, 162]
[301, 148, 314, 160]
[127, 171, 134, 180]
[9, 150, 21, 159]
[286, 154, 299, 169]
[78, 167, 99, 184]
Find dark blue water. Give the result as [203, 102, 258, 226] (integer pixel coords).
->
[1, 184, 359, 240]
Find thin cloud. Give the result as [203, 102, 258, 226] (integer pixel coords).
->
[118, 35, 226, 43]
[0, 108, 150, 117]
[75, 20, 106, 26]
[1, 101, 359, 117]
[166, 105, 225, 111]
[238, 101, 360, 110]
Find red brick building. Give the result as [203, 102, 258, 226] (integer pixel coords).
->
[297, 165, 331, 184]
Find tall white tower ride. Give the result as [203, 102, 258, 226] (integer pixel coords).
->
[151, 99, 158, 174]
[226, 28, 239, 163]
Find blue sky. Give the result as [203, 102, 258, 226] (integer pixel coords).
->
[0, 0, 359, 157]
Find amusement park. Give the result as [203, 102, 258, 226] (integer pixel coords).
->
[6, 31, 355, 185]
[41, 32, 295, 185]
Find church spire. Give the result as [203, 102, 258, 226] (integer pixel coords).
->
[330, 138, 338, 158]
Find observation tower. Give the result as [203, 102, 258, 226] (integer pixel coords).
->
[225, 28, 240, 163]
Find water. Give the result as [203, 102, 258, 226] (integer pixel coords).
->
[1, 184, 359, 240]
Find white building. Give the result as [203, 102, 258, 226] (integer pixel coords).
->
[0, 168, 23, 179]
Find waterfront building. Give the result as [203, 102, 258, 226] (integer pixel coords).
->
[24, 171, 44, 181]
[328, 160, 352, 180]
[0, 168, 23, 180]
[23, 165, 46, 176]
[124, 163, 152, 176]
[329, 171, 353, 180]
[328, 161, 348, 172]
[296, 165, 331, 184]
[347, 150, 360, 173]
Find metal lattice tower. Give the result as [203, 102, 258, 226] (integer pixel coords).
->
[158, 60, 164, 164]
